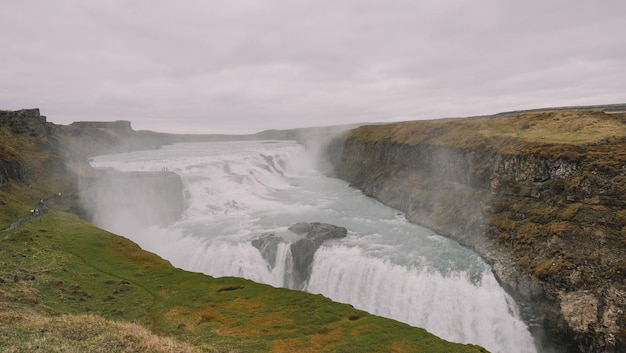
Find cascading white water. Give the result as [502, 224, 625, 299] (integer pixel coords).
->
[89, 140, 539, 353]
[307, 245, 531, 353]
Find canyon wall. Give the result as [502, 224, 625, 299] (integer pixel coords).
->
[0, 109, 60, 188]
[326, 110, 626, 353]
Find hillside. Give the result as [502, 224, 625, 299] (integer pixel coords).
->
[327, 109, 626, 353]
[0, 109, 487, 352]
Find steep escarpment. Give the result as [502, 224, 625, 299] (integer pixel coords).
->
[327, 110, 626, 353]
[0, 108, 51, 136]
[0, 109, 72, 212]
[0, 109, 53, 184]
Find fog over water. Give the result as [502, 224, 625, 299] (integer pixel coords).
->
[88, 140, 538, 353]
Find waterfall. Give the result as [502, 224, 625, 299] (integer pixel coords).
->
[88, 140, 540, 353]
[307, 245, 536, 353]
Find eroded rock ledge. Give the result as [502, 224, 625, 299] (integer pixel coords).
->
[252, 222, 348, 290]
[326, 110, 626, 353]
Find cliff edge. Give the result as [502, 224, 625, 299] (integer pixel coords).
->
[327, 109, 626, 353]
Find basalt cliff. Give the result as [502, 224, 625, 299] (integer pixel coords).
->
[326, 109, 626, 353]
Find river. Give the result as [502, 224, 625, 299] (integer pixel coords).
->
[89, 140, 538, 353]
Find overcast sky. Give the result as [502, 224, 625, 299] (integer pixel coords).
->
[1, 1, 625, 134]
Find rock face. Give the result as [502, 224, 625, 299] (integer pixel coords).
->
[251, 234, 283, 271]
[0, 108, 50, 136]
[0, 109, 58, 187]
[325, 110, 626, 353]
[252, 223, 348, 290]
[56, 120, 165, 161]
[0, 158, 27, 187]
[289, 222, 348, 289]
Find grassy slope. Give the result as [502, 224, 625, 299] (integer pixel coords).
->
[354, 110, 626, 147]
[0, 126, 487, 352]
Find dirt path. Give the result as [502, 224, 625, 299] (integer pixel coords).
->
[0, 193, 72, 233]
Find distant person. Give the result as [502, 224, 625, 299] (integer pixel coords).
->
[34, 199, 45, 216]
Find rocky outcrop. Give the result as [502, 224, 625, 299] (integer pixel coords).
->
[0, 109, 58, 187]
[0, 108, 51, 136]
[0, 159, 27, 187]
[289, 222, 348, 289]
[251, 234, 283, 271]
[56, 120, 168, 161]
[326, 110, 626, 353]
[252, 222, 348, 290]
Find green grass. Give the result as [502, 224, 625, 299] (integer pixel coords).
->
[0, 209, 488, 352]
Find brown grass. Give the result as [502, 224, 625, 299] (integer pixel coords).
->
[0, 311, 203, 353]
[546, 221, 571, 237]
[557, 203, 583, 221]
[306, 325, 345, 352]
[270, 337, 310, 353]
[353, 110, 626, 149]
[482, 110, 626, 143]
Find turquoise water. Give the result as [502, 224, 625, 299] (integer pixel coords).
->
[90, 140, 538, 353]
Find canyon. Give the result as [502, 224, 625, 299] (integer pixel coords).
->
[3, 106, 625, 352]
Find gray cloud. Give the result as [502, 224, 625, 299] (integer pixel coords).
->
[1, 0, 624, 133]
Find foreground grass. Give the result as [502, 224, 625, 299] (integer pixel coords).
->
[0, 203, 487, 352]
[0, 311, 203, 353]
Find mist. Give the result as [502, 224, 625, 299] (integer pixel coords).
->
[79, 168, 185, 235]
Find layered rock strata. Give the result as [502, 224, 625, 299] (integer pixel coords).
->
[326, 110, 626, 353]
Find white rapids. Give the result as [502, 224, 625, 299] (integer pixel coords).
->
[89, 140, 538, 353]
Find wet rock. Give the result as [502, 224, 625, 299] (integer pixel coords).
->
[559, 290, 598, 333]
[289, 222, 347, 290]
[251, 234, 282, 268]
